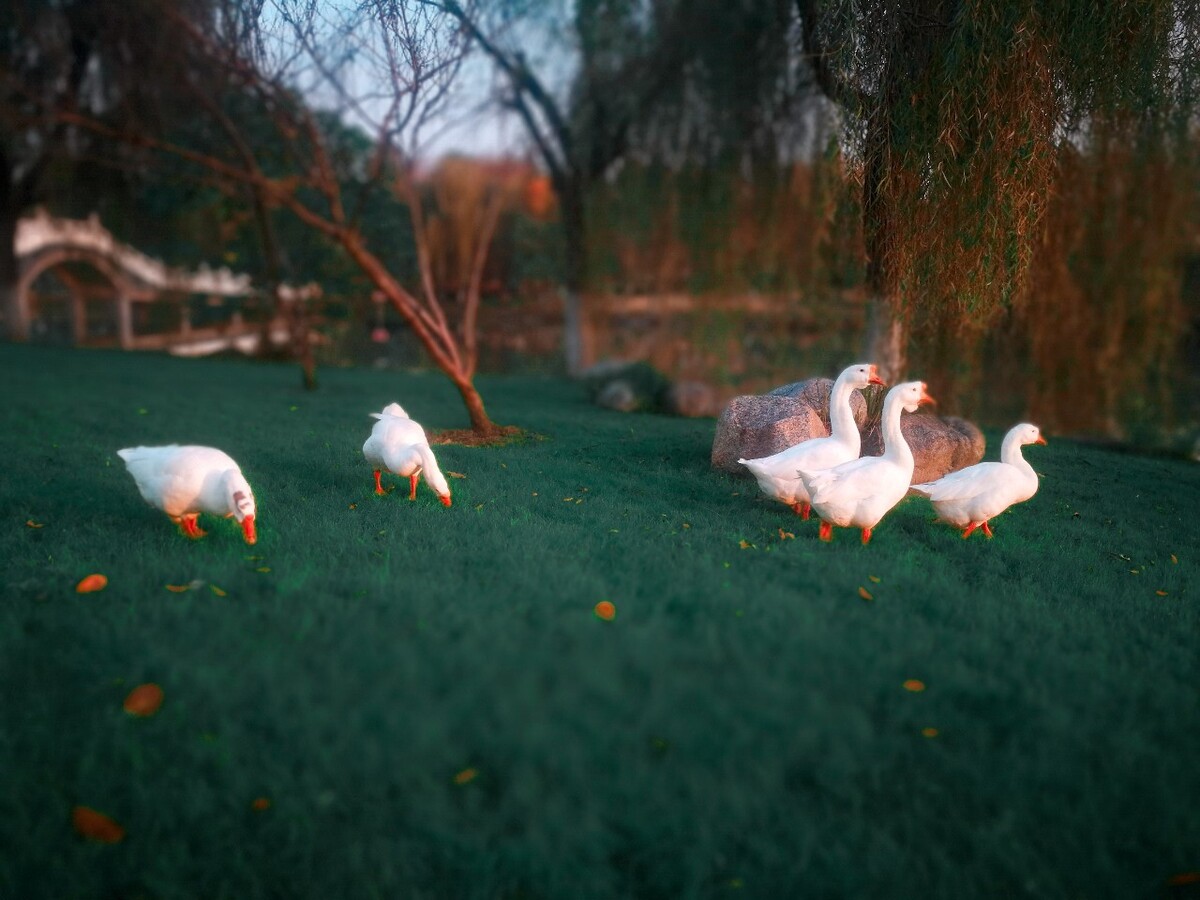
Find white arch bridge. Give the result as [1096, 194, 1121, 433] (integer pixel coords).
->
[10, 210, 316, 354]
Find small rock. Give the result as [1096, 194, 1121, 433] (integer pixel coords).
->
[665, 381, 719, 418]
[595, 379, 639, 412]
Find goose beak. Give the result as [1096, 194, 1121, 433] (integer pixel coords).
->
[242, 515, 257, 544]
[1034, 435, 1047, 445]
[440, 495, 452, 507]
[868, 366, 886, 387]
[919, 385, 937, 407]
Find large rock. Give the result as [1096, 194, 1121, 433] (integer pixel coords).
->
[860, 413, 986, 485]
[712, 376, 985, 481]
[711, 394, 829, 474]
[768, 378, 869, 430]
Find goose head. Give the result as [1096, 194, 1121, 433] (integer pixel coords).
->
[895, 380, 936, 413]
[839, 362, 887, 390]
[225, 472, 257, 544]
[1018, 423, 1047, 446]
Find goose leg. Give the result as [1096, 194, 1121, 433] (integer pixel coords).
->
[981, 521, 994, 539]
[373, 470, 386, 495]
[962, 522, 978, 539]
[860, 527, 872, 546]
[791, 501, 811, 520]
[181, 515, 207, 539]
[409, 474, 419, 501]
[818, 521, 833, 542]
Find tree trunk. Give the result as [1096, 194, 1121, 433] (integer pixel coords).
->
[0, 205, 25, 342]
[864, 297, 907, 384]
[453, 373, 497, 434]
[559, 181, 592, 375]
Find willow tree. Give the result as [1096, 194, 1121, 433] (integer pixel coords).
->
[797, 0, 1200, 382]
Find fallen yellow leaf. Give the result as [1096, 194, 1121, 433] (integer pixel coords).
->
[25, 520, 44, 529]
[868, 575, 881, 583]
[76, 574, 107, 594]
[209, 584, 227, 597]
[348, 503, 357, 510]
[738, 539, 753, 549]
[123, 683, 164, 717]
[903, 679, 926, 692]
[778, 528, 795, 540]
[858, 586, 874, 601]
[165, 584, 190, 593]
[447, 471, 467, 479]
[256, 567, 271, 573]
[453, 767, 478, 785]
[1170, 554, 1178, 564]
[72, 806, 125, 843]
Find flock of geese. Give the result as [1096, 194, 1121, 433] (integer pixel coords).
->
[739, 363, 1046, 543]
[116, 367, 1044, 547]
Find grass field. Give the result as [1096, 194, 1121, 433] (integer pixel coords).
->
[1, 343, 1197, 900]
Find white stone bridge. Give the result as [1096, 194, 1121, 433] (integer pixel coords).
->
[11, 210, 314, 354]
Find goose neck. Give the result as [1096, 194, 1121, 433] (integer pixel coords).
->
[828, 375, 860, 450]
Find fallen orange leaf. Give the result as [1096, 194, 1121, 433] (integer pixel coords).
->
[76, 574, 107, 594]
[25, 520, 44, 529]
[123, 683, 164, 717]
[251, 796, 271, 812]
[594, 601, 617, 621]
[778, 528, 795, 540]
[903, 679, 926, 692]
[447, 471, 467, 479]
[165, 584, 190, 593]
[209, 584, 227, 597]
[72, 805, 125, 843]
[1167, 872, 1200, 886]
[921, 727, 939, 738]
[453, 767, 478, 785]
[858, 586, 874, 601]
[738, 539, 753, 549]
[1155, 590, 1168, 597]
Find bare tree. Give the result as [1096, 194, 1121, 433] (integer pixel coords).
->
[61, 0, 512, 434]
[416, 0, 696, 375]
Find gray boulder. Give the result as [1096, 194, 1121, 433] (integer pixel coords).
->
[712, 376, 985, 481]
[711, 394, 828, 474]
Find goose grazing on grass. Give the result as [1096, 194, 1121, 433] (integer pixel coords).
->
[739, 363, 886, 519]
[117, 445, 257, 544]
[363, 403, 452, 506]
[799, 380, 935, 545]
[910, 422, 1045, 539]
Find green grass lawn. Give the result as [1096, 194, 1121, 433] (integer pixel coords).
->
[1, 344, 1197, 900]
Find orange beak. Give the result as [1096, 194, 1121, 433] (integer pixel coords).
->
[1034, 435, 1047, 445]
[440, 495, 452, 507]
[919, 384, 937, 406]
[242, 515, 257, 544]
[868, 365, 887, 387]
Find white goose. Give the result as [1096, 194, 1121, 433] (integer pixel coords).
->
[799, 380, 935, 545]
[362, 403, 452, 506]
[910, 422, 1045, 539]
[117, 445, 257, 543]
[738, 363, 885, 518]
